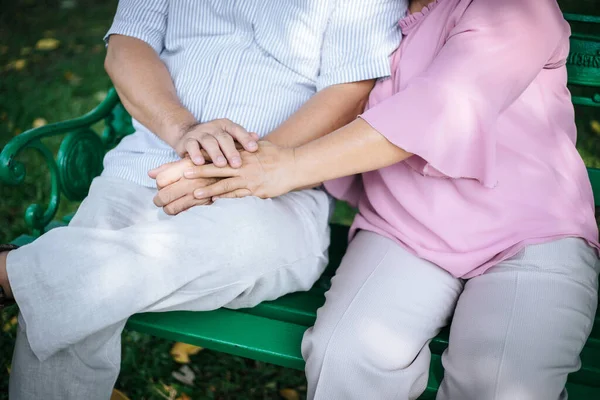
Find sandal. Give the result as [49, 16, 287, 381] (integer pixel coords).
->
[0, 244, 19, 310]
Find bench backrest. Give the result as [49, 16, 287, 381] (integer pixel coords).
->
[564, 14, 600, 206]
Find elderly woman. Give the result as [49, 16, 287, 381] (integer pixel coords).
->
[184, 0, 600, 398]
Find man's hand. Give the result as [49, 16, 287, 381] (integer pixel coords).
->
[181, 141, 298, 201]
[149, 159, 218, 215]
[174, 119, 259, 167]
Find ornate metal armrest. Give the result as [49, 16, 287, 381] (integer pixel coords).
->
[0, 88, 133, 236]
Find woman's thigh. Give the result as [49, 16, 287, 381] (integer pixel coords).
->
[439, 238, 599, 400]
[303, 230, 463, 400]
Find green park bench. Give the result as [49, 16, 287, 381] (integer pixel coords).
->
[2, 13, 600, 399]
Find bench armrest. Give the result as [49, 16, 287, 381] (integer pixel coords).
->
[0, 88, 133, 236]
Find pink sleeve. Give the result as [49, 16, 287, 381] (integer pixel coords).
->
[360, 0, 570, 188]
[324, 175, 364, 207]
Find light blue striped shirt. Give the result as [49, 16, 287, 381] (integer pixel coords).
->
[103, 0, 406, 187]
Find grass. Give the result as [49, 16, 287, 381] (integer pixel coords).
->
[0, 0, 599, 399]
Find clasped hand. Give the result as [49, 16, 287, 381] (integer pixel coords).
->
[151, 119, 296, 214]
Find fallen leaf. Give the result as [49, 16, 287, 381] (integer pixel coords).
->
[2, 316, 17, 332]
[6, 365, 10, 374]
[110, 389, 131, 400]
[0, 45, 8, 55]
[172, 364, 195, 386]
[14, 59, 26, 70]
[170, 342, 203, 364]
[36, 38, 60, 51]
[64, 71, 82, 85]
[264, 382, 277, 390]
[4, 59, 27, 71]
[279, 388, 300, 400]
[20, 47, 31, 56]
[175, 394, 192, 400]
[156, 383, 178, 400]
[32, 118, 47, 128]
[591, 120, 600, 135]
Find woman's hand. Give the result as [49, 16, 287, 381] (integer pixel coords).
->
[182, 141, 298, 200]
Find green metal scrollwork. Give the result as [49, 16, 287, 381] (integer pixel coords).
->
[103, 100, 134, 149]
[58, 128, 105, 202]
[0, 88, 126, 236]
[22, 140, 61, 235]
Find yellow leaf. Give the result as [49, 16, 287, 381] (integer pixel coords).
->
[64, 71, 82, 85]
[2, 316, 17, 333]
[5, 60, 27, 71]
[32, 118, 47, 128]
[176, 394, 191, 400]
[170, 342, 203, 364]
[14, 59, 26, 70]
[155, 383, 178, 400]
[35, 38, 60, 51]
[591, 120, 600, 135]
[279, 388, 300, 400]
[6, 365, 10, 374]
[110, 389, 131, 400]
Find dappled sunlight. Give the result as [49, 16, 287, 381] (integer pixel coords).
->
[358, 318, 421, 371]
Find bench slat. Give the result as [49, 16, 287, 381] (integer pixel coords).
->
[127, 309, 308, 370]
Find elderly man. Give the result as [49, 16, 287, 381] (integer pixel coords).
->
[1, 0, 405, 398]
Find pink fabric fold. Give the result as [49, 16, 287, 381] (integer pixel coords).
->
[325, 0, 599, 278]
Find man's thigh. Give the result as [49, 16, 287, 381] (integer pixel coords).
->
[67, 176, 158, 230]
[146, 188, 334, 310]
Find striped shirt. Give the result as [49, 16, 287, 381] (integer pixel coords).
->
[102, 0, 406, 187]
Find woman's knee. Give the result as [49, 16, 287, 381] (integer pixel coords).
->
[303, 314, 428, 375]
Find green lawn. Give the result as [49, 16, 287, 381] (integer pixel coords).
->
[1, 0, 599, 399]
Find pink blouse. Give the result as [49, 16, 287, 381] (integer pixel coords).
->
[324, 0, 599, 278]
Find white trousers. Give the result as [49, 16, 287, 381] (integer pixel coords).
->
[7, 176, 332, 399]
[302, 231, 599, 400]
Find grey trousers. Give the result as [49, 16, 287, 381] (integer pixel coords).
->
[8, 176, 332, 399]
[302, 231, 599, 400]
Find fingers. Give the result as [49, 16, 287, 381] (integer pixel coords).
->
[198, 134, 227, 167]
[153, 179, 189, 207]
[162, 195, 211, 216]
[184, 164, 239, 179]
[214, 132, 242, 168]
[148, 161, 179, 179]
[155, 159, 196, 189]
[193, 178, 246, 199]
[212, 188, 253, 201]
[154, 177, 218, 207]
[221, 119, 258, 153]
[184, 139, 205, 166]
